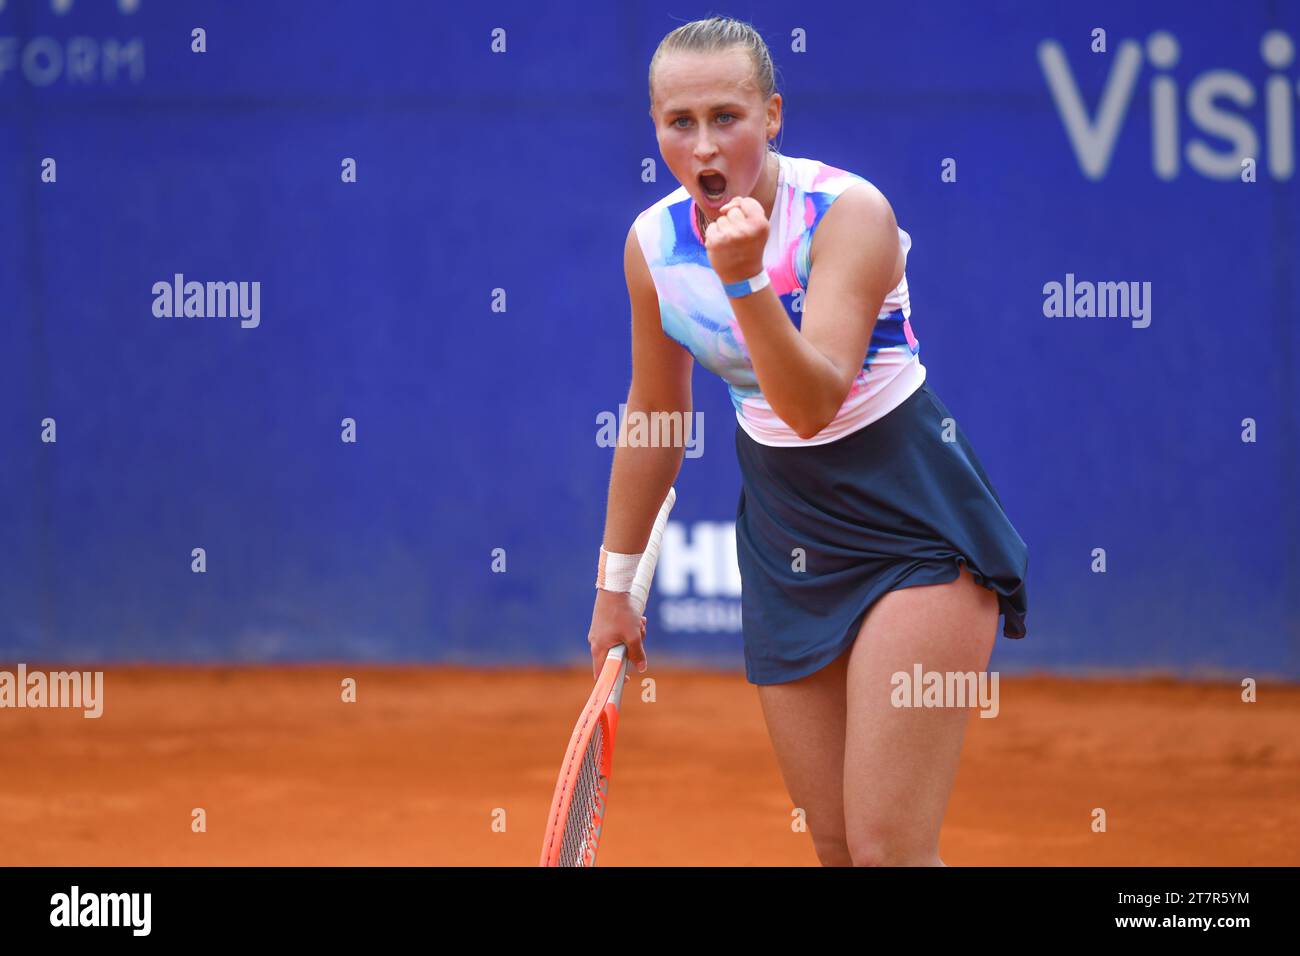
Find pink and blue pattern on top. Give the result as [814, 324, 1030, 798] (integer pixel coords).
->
[632, 152, 926, 447]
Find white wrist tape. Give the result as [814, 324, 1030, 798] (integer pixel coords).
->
[596, 545, 643, 592]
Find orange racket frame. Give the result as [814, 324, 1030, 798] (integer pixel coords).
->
[539, 487, 677, 867]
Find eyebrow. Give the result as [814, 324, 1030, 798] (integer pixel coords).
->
[662, 102, 745, 117]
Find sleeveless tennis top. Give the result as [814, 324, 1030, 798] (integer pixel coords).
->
[632, 152, 925, 447]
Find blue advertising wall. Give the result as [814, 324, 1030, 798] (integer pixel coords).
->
[1, 0, 1297, 676]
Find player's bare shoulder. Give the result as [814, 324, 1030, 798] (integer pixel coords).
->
[809, 181, 904, 289]
[624, 219, 657, 305]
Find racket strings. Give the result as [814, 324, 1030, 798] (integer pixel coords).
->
[558, 722, 606, 867]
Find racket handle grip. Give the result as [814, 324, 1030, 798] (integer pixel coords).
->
[627, 487, 677, 617]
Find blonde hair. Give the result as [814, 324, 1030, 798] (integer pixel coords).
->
[648, 16, 783, 153]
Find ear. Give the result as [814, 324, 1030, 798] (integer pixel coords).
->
[765, 94, 783, 141]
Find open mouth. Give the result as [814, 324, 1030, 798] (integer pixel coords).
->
[699, 171, 727, 202]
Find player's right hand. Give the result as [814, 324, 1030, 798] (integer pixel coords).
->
[589, 588, 648, 681]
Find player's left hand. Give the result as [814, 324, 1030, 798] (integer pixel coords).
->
[703, 196, 768, 286]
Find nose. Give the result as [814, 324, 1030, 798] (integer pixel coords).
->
[693, 133, 718, 162]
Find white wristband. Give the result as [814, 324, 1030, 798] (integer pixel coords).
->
[596, 546, 642, 592]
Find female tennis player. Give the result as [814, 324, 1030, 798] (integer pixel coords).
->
[588, 16, 1028, 866]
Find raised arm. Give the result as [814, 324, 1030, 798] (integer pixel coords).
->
[708, 183, 904, 439]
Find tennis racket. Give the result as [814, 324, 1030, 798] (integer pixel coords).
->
[538, 486, 677, 867]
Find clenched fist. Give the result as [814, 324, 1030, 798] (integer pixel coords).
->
[703, 195, 769, 286]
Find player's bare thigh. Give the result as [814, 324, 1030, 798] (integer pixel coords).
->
[842, 564, 999, 866]
[755, 648, 853, 866]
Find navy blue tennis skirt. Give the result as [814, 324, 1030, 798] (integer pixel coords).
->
[734, 380, 1028, 685]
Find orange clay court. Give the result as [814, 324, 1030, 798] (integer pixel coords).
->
[1, 666, 1296, 866]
